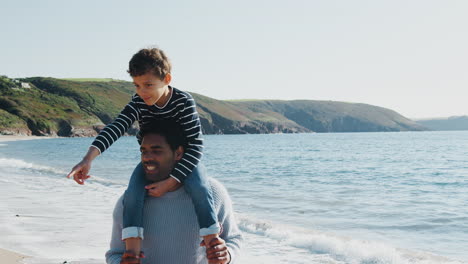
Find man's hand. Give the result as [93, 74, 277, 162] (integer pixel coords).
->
[67, 159, 92, 185]
[120, 251, 144, 264]
[145, 177, 179, 197]
[201, 237, 231, 264]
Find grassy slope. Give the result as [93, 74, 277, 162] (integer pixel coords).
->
[0, 77, 133, 135]
[61, 78, 128, 83]
[0, 109, 28, 129]
[0, 76, 426, 135]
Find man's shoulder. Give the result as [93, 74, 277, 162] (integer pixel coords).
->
[208, 177, 225, 191]
[208, 178, 232, 205]
[112, 195, 125, 219]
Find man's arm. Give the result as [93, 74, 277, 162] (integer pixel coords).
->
[211, 179, 243, 263]
[105, 196, 126, 264]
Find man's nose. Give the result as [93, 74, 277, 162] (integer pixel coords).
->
[142, 153, 152, 161]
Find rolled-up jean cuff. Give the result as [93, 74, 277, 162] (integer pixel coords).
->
[122, 227, 144, 240]
[199, 223, 221, 236]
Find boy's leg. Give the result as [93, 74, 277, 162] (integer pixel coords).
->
[122, 162, 147, 254]
[184, 163, 220, 245]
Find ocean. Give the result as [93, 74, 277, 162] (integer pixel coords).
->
[0, 131, 467, 263]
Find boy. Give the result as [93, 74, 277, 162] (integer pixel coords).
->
[67, 47, 220, 261]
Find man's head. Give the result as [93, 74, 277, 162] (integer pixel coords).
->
[139, 120, 186, 182]
[128, 47, 172, 105]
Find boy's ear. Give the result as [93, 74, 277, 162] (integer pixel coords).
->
[164, 73, 172, 84]
[174, 146, 183, 161]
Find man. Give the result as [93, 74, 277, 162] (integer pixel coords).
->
[105, 120, 242, 264]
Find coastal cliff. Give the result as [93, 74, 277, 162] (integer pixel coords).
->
[0, 76, 426, 136]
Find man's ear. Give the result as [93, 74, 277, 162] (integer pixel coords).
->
[174, 146, 184, 161]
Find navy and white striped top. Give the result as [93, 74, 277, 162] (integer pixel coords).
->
[91, 86, 203, 183]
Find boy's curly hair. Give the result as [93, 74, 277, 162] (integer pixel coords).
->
[127, 47, 172, 79]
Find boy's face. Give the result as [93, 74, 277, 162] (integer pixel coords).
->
[132, 72, 171, 106]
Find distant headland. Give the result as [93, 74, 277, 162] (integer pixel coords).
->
[0, 75, 427, 137]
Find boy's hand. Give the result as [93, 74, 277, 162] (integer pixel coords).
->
[67, 159, 92, 185]
[145, 177, 179, 197]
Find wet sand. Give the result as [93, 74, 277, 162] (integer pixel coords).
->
[0, 248, 28, 264]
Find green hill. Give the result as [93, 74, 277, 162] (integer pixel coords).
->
[0, 75, 426, 136]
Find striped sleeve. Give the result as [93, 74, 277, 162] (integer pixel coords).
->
[91, 98, 140, 154]
[170, 97, 204, 183]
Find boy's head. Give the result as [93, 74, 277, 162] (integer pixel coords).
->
[128, 47, 173, 106]
[128, 48, 172, 80]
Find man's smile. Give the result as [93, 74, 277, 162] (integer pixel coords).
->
[143, 162, 158, 172]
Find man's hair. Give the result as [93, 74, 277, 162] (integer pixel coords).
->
[127, 47, 172, 79]
[139, 120, 186, 151]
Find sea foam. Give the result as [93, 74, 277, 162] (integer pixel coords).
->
[237, 214, 464, 264]
[0, 157, 66, 175]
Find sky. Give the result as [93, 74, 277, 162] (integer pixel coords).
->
[1, 0, 467, 119]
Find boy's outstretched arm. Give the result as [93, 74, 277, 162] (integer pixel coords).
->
[91, 97, 140, 154]
[67, 96, 140, 185]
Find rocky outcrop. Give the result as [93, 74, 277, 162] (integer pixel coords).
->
[0, 127, 32, 136]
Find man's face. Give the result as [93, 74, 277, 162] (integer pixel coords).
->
[140, 133, 183, 182]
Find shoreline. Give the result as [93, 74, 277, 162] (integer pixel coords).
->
[0, 248, 28, 264]
[0, 135, 54, 143]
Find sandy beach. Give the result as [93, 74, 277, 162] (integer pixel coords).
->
[0, 135, 53, 143]
[0, 248, 28, 264]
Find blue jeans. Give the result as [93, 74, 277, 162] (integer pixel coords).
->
[122, 162, 220, 240]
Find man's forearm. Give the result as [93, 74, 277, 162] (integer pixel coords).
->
[105, 250, 123, 264]
[106, 198, 126, 264]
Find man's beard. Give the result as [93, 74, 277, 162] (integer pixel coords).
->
[143, 161, 172, 182]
